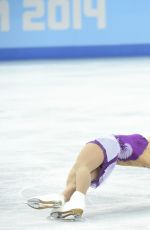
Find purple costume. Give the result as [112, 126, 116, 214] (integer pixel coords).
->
[88, 134, 148, 188]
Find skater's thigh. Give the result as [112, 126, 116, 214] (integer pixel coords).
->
[75, 143, 104, 172]
[91, 167, 100, 181]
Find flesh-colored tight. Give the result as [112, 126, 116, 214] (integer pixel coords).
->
[62, 143, 104, 202]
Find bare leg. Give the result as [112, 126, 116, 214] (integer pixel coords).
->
[62, 166, 76, 202]
[62, 143, 104, 201]
[27, 143, 104, 211]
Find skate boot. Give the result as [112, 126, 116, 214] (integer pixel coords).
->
[50, 191, 85, 220]
[26, 194, 64, 209]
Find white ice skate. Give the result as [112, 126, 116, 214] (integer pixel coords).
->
[26, 194, 64, 209]
[50, 191, 85, 220]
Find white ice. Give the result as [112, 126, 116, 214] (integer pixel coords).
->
[0, 57, 150, 230]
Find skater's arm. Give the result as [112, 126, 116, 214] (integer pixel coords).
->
[117, 138, 150, 168]
[117, 160, 145, 167]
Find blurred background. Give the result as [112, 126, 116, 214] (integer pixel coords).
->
[0, 0, 150, 60]
[1, 1, 150, 230]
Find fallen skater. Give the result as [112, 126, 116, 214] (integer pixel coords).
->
[27, 134, 150, 220]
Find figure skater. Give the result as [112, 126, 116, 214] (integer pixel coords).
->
[27, 134, 150, 220]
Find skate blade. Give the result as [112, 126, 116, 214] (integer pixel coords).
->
[26, 198, 62, 209]
[50, 209, 83, 221]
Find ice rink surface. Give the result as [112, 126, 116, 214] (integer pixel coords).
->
[0, 57, 150, 230]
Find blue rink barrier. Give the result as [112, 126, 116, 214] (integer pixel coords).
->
[0, 0, 150, 60]
[1, 44, 150, 61]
